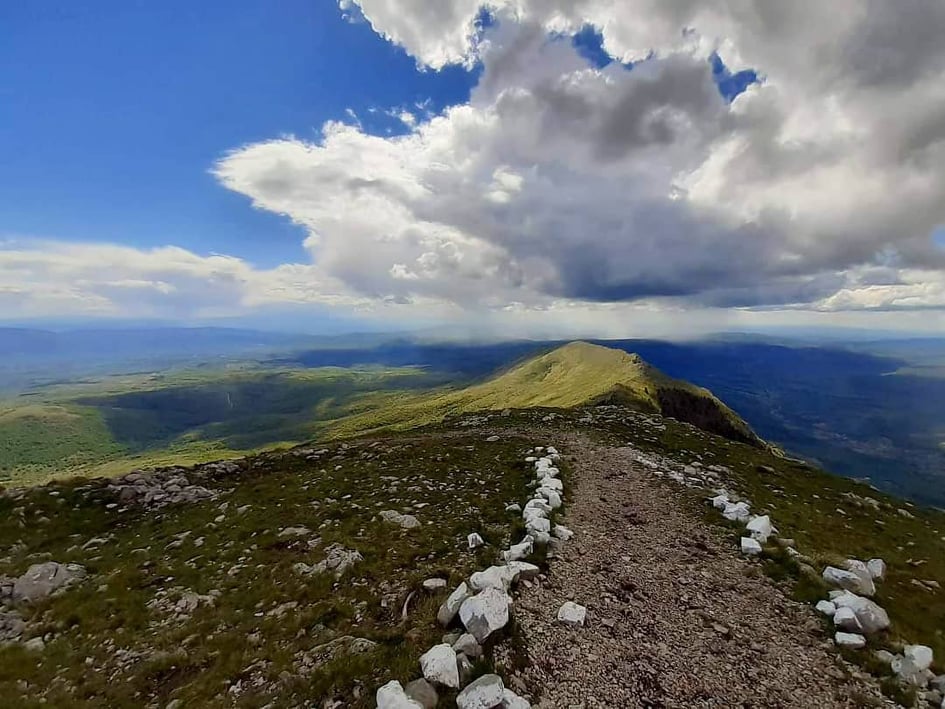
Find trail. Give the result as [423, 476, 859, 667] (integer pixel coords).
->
[501, 433, 889, 708]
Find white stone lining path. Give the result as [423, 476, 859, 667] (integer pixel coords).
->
[376, 444, 572, 709]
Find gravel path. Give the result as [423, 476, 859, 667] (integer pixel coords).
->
[502, 434, 889, 708]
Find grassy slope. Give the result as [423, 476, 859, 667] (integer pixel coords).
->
[327, 342, 758, 444]
[0, 432, 539, 707]
[0, 367, 430, 486]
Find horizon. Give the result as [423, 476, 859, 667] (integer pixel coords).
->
[3, 2, 945, 338]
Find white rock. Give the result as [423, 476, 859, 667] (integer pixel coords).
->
[833, 606, 862, 632]
[470, 565, 517, 592]
[459, 588, 511, 642]
[835, 631, 866, 649]
[815, 600, 837, 617]
[831, 591, 890, 634]
[502, 538, 534, 563]
[539, 489, 562, 509]
[905, 645, 934, 672]
[456, 674, 505, 709]
[507, 561, 540, 581]
[525, 516, 551, 535]
[538, 477, 563, 492]
[380, 510, 421, 529]
[452, 632, 483, 658]
[422, 578, 447, 592]
[867, 558, 886, 580]
[823, 566, 875, 596]
[740, 537, 762, 556]
[710, 494, 729, 510]
[23, 637, 45, 652]
[467, 533, 485, 550]
[376, 680, 423, 709]
[13, 562, 87, 603]
[437, 582, 472, 627]
[524, 499, 551, 514]
[557, 601, 587, 627]
[419, 643, 460, 688]
[502, 688, 532, 709]
[746, 515, 775, 543]
[545, 446, 558, 455]
[722, 501, 751, 523]
[505, 503, 522, 513]
[553, 524, 574, 541]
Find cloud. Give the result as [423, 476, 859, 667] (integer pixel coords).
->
[214, 4, 945, 323]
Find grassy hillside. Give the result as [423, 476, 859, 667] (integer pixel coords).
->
[329, 342, 760, 445]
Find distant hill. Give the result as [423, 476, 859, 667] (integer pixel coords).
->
[331, 341, 762, 446]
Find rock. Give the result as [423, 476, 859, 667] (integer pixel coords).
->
[539, 489, 562, 509]
[874, 650, 896, 665]
[453, 632, 483, 658]
[420, 643, 460, 688]
[831, 592, 890, 634]
[815, 600, 837, 617]
[278, 526, 310, 538]
[404, 679, 439, 709]
[505, 503, 521, 513]
[553, 524, 574, 541]
[437, 582, 473, 627]
[470, 565, 517, 592]
[822, 566, 875, 596]
[486, 435, 501, 442]
[557, 601, 587, 627]
[502, 538, 533, 563]
[904, 645, 934, 672]
[422, 578, 448, 592]
[502, 688, 532, 709]
[508, 561, 539, 581]
[456, 651, 474, 684]
[833, 606, 862, 632]
[456, 674, 505, 709]
[867, 558, 886, 580]
[722, 501, 751, 523]
[468, 533, 485, 550]
[12, 562, 87, 603]
[308, 544, 363, 578]
[380, 510, 421, 529]
[710, 494, 729, 510]
[0, 611, 25, 642]
[746, 515, 775, 543]
[377, 680, 423, 709]
[23, 636, 45, 652]
[740, 537, 762, 556]
[835, 631, 866, 649]
[459, 588, 511, 642]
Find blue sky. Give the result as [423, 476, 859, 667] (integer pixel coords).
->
[0, 1, 475, 268]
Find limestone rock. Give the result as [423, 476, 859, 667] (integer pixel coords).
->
[831, 591, 890, 634]
[740, 537, 762, 556]
[467, 533, 486, 550]
[553, 524, 574, 541]
[557, 601, 587, 627]
[508, 561, 539, 581]
[502, 688, 532, 709]
[833, 606, 862, 632]
[867, 558, 886, 580]
[456, 674, 505, 709]
[722, 501, 750, 523]
[459, 588, 511, 642]
[746, 515, 774, 543]
[420, 643, 460, 688]
[405, 679, 439, 709]
[904, 644, 934, 672]
[453, 632, 483, 658]
[23, 636, 45, 652]
[437, 582, 472, 627]
[502, 538, 533, 563]
[13, 562, 87, 603]
[422, 578, 447, 592]
[835, 631, 866, 649]
[470, 565, 517, 592]
[815, 600, 837, 617]
[380, 510, 421, 529]
[377, 680, 423, 709]
[822, 566, 875, 596]
[307, 544, 362, 578]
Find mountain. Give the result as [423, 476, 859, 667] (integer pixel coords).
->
[330, 342, 762, 447]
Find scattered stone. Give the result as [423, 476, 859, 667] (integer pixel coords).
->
[502, 688, 532, 709]
[23, 637, 45, 653]
[557, 601, 587, 627]
[835, 631, 866, 649]
[822, 566, 875, 597]
[866, 558, 886, 580]
[453, 632, 483, 658]
[404, 678, 438, 709]
[437, 582, 473, 627]
[377, 680, 423, 709]
[553, 524, 574, 541]
[459, 588, 511, 642]
[486, 435, 501, 442]
[422, 578, 448, 592]
[815, 600, 837, 617]
[467, 533, 486, 550]
[419, 643, 460, 688]
[12, 562, 87, 603]
[746, 515, 774, 543]
[740, 537, 762, 556]
[380, 510, 421, 529]
[831, 592, 890, 634]
[456, 674, 505, 709]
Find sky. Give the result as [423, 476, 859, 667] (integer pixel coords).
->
[2, 1, 945, 338]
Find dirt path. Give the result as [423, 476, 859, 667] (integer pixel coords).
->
[501, 434, 889, 708]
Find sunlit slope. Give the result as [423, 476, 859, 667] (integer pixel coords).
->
[331, 341, 762, 445]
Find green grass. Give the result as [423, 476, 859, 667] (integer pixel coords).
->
[0, 431, 536, 707]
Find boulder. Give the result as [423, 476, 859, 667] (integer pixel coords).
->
[557, 601, 587, 627]
[422, 578, 447, 592]
[553, 525, 574, 541]
[380, 510, 421, 529]
[456, 674, 505, 709]
[309, 544, 363, 578]
[453, 632, 483, 658]
[740, 537, 762, 556]
[815, 600, 837, 617]
[502, 538, 533, 563]
[746, 515, 775, 543]
[904, 644, 934, 672]
[419, 643, 459, 688]
[831, 592, 890, 634]
[23, 636, 45, 652]
[467, 533, 486, 550]
[710, 494, 729, 510]
[502, 688, 532, 709]
[470, 565, 517, 592]
[12, 562, 87, 603]
[867, 558, 886, 580]
[822, 566, 875, 596]
[505, 503, 522, 513]
[835, 632, 866, 649]
[437, 582, 472, 627]
[0, 611, 25, 642]
[459, 588, 511, 642]
[508, 561, 539, 581]
[377, 680, 423, 709]
[404, 679, 438, 709]
[833, 606, 862, 632]
[539, 489, 562, 509]
[722, 501, 750, 523]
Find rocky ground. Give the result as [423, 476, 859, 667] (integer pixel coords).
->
[499, 433, 892, 707]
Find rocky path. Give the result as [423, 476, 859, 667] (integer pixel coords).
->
[503, 434, 888, 708]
